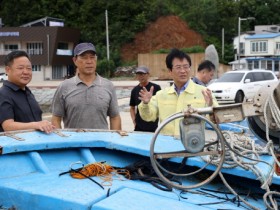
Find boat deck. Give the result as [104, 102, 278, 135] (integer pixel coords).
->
[0, 129, 279, 209]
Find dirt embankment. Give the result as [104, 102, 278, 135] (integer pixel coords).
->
[121, 15, 206, 62]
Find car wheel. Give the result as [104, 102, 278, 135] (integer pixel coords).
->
[234, 91, 244, 103]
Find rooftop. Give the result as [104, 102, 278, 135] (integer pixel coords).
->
[245, 33, 280, 39]
[20, 16, 64, 27]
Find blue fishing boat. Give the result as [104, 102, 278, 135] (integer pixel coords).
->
[0, 83, 280, 210]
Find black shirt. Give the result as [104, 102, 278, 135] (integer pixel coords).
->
[0, 80, 42, 132]
[129, 82, 161, 132]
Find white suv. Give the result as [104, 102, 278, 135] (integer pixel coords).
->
[0, 73, 7, 82]
[208, 69, 278, 104]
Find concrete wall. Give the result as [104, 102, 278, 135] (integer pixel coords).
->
[138, 53, 230, 79]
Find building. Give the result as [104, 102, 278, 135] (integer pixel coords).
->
[0, 17, 80, 81]
[232, 25, 280, 76]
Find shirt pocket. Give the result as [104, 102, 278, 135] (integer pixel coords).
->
[184, 97, 206, 108]
[91, 91, 111, 113]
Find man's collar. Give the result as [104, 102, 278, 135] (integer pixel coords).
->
[3, 80, 30, 92]
[174, 80, 189, 95]
[167, 79, 196, 94]
[74, 73, 100, 86]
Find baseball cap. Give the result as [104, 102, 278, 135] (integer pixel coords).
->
[74, 43, 96, 56]
[135, 66, 149, 74]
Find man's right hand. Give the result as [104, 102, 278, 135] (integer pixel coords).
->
[2, 119, 56, 134]
[35, 120, 55, 134]
[138, 86, 154, 104]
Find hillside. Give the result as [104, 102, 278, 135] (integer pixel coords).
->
[121, 15, 206, 62]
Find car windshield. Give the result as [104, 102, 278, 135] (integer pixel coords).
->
[216, 72, 245, 82]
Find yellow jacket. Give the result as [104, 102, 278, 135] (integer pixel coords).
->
[138, 79, 218, 136]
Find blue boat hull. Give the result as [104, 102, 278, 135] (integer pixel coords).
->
[0, 129, 279, 210]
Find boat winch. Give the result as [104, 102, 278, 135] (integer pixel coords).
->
[179, 117, 205, 153]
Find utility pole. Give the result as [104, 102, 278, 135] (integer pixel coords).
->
[105, 10, 110, 61]
[238, 17, 255, 69]
[222, 28, 224, 60]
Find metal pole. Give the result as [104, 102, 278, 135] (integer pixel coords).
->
[237, 17, 255, 69]
[47, 34, 50, 66]
[46, 34, 50, 80]
[105, 10, 110, 61]
[222, 28, 224, 60]
[238, 17, 241, 69]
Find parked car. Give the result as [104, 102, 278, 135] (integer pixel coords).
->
[0, 73, 7, 82]
[208, 69, 278, 104]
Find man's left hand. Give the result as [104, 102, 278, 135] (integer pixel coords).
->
[202, 88, 213, 106]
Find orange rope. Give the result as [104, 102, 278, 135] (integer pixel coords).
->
[70, 162, 131, 186]
[70, 162, 114, 179]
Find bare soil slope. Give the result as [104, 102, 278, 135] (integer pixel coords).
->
[121, 15, 206, 62]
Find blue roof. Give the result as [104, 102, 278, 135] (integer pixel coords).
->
[246, 57, 280, 61]
[245, 33, 280, 39]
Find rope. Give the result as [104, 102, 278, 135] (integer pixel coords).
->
[201, 131, 271, 171]
[70, 162, 114, 178]
[262, 91, 280, 210]
[263, 191, 280, 210]
[218, 172, 259, 210]
[68, 162, 130, 186]
[199, 91, 280, 209]
[200, 130, 273, 210]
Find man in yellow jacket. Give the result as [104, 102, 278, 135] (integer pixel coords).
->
[138, 48, 218, 136]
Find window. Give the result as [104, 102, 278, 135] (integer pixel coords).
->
[261, 60, 266, 69]
[276, 42, 280, 50]
[244, 72, 254, 82]
[252, 72, 265, 82]
[4, 44, 18, 51]
[56, 42, 72, 55]
[32, 65, 41, 72]
[240, 42, 245, 54]
[274, 61, 279, 74]
[263, 72, 275, 80]
[251, 41, 267, 53]
[276, 43, 280, 55]
[248, 60, 253, 70]
[58, 42, 68, 49]
[267, 60, 272, 70]
[52, 65, 64, 79]
[216, 73, 245, 82]
[27, 43, 43, 55]
[253, 60, 259, 69]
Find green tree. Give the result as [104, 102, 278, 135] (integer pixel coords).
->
[1, 0, 280, 70]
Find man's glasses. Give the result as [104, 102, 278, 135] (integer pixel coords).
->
[172, 64, 191, 71]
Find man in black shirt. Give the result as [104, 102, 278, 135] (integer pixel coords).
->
[129, 66, 161, 132]
[0, 50, 54, 133]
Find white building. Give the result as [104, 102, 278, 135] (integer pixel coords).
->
[232, 25, 280, 76]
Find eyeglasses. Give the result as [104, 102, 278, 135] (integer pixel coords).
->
[172, 64, 191, 71]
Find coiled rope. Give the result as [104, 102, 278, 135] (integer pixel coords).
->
[199, 90, 280, 210]
[60, 161, 130, 187]
[200, 130, 272, 210]
[262, 91, 280, 210]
